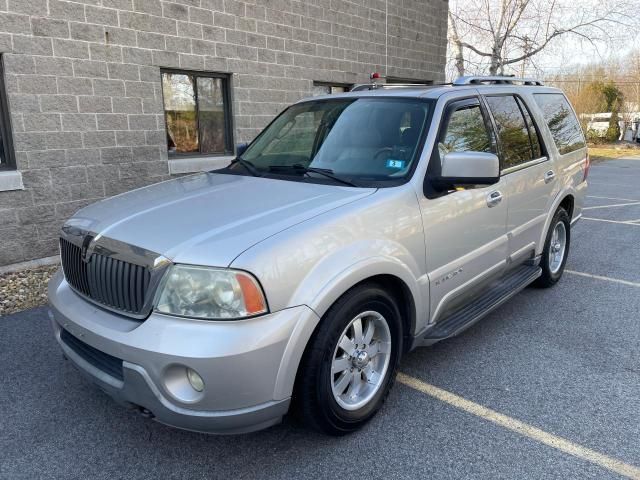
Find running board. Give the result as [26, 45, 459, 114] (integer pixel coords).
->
[421, 264, 542, 345]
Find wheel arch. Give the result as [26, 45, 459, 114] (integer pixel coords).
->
[306, 257, 424, 341]
[537, 189, 576, 256]
[274, 266, 423, 401]
[366, 274, 416, 353]
[333, 273, 417, 353]
[559, 194, 575, 220]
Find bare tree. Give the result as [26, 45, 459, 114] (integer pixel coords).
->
[448, 10, 465, 77]
[448, 0, 636, 77]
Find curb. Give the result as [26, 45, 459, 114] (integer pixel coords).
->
[0, 256, 60, 276]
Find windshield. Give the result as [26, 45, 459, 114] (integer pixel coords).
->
[234, 98, 431, 186]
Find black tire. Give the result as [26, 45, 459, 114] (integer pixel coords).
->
[534, 207, 570, 288]
[293, 283, 403, 435]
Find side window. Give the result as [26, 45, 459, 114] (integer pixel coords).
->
[533, 93, 586, 155]
[486, 95, 537, 169]
[516, 97, 542, 159]
[438, 103, 494, 159]
[0, 55, 15, 170]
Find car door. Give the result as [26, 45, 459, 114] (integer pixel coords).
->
[483, 94, 555, 263]
[418, 97, 509, 324]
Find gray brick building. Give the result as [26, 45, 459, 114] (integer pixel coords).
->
[0, 0, 447, 267]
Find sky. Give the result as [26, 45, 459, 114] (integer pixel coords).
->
[446, 0, 640, 80]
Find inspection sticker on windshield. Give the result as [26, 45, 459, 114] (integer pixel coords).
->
[386, 159, 405, 169]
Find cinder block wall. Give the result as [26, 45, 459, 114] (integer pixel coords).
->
[0, 0, 447, 266]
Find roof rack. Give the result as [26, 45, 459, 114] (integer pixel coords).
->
[350, 83, 442, 92]
[453, 76, 544, 86]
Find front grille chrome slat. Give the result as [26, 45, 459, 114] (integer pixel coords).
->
[129, 263, 137, 312]
[123, 262, 131, 312]
[116, 259, 124, 312]
[135, 265, 143, 312]
[104, 255, 112, 306]
[60, 238, 151, 316]
[60, 239, 90, 297]
[100, 255, 108, 305]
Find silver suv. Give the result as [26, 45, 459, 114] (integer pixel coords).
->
[49, 76, 589, 435]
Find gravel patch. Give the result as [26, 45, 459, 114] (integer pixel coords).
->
[0, 265, 60, 317]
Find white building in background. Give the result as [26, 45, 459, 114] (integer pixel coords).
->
[583, 112, 640, 141]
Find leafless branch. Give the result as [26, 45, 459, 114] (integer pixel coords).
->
[446, 0, 639, 78]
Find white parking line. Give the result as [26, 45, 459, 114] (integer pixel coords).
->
[586, 183, 640, 188]
[582, 217, 640, 226]
[565, 270, 640, 288]
[583, 201, 640, 211]
[397, 373, 640, 479]
[588, 195, 640, 202]
[592, 163, 640, 170]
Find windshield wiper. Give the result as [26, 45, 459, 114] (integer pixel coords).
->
[306, 167, 359, 187]
[268, 164, 358, 187]
[229, 158, 262, 177]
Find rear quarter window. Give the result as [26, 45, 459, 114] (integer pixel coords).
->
[485, 95, 542, 169]
[533, 94, 585, 155]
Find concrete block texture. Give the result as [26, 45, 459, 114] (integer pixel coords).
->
[0, 0, 446, 265]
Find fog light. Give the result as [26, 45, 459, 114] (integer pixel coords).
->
[186, 368, 204, 392]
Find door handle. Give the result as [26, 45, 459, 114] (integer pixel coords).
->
[486, 190, 503, 207]
[544, 170, 556, 183]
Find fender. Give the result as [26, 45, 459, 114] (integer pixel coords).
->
[301, 250, 427, 333]
[271, 245, 428, 401]
[231, 186, 426, 317]
[229, 187, 428, 400]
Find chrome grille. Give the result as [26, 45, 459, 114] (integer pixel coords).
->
[59, 238, 90, 296]
[60, 237, 151, 315]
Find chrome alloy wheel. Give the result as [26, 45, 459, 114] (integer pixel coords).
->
[548, 221, 567, 274]
[330, 311, 392, 411]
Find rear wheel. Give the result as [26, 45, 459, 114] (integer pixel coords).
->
[534, 207, 570, 288]
[294, 284, 402, 435]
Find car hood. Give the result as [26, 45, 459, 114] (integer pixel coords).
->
[67, 172, 376, 267]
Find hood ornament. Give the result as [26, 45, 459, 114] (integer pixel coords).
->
[81, 234, 94, 263]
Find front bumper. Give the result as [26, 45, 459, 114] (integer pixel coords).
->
[48, 271, 320, 434]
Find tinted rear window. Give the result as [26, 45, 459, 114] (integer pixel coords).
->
[533, 94, 585, 155]
[486, 95, 540, 168]
[516, 96, 542, 159]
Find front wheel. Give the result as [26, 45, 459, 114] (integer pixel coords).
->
[294, 284, 402, 435]
[534, 207, 571, 288]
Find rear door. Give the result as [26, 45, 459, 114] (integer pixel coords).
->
[484, 94, 554, 264]
[419, 97, 509, 323]
[532, 92, 589, 222]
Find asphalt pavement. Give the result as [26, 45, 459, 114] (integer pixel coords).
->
[1, 158, 639, 479]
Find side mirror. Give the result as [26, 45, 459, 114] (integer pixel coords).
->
[435, 151, 499, 188]
[236, 143, 249, 156]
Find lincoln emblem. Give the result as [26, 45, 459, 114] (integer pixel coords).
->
[81, 235, 94, 263]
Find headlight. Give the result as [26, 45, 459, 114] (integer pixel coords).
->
[155, 265, 268, 320]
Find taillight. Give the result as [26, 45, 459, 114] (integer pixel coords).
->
[583, 151, 590, 182]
